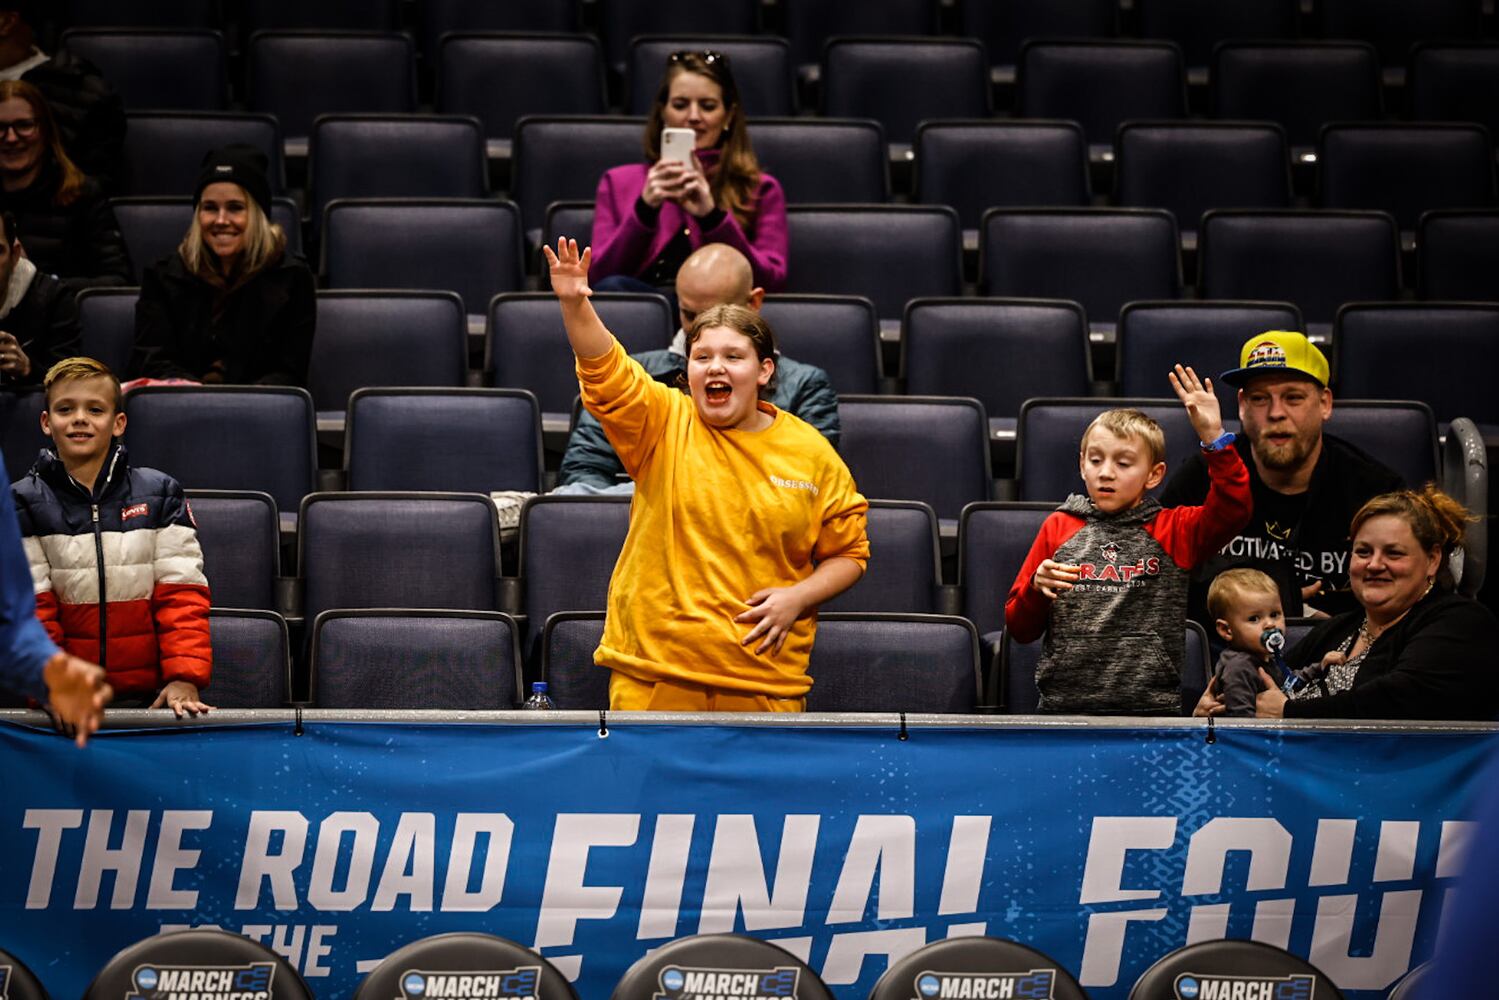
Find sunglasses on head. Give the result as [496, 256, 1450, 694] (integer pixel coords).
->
[669, 49, 729, 67]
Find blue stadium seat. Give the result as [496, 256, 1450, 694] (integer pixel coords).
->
[958, 501, 1057, 643]
[758, 294, 881, 395]
[1409, 43, 1499, 135]
[540, 611, 609, 711]
[1319, 123, 1496, 233]
[206, 608, 290, 708]
[628, 36, 794, 117]
[298, 492, 500, 623]
[914, 120, 1090, 234]
[311, 610, 522, 709]
[806, 613, 981, 712]
[345, 389, 544, 494]
[1018, 40, 1186, 150]
[75, 287, 138, 375]
[1334, 303, 1499, 428]
[0, 389, 47, 482]
[1418, 210, 1499, 302]
[247, 31, 415, 147]
[1326, 400, 1440, 489]
[123, 386, 316, 515]
[122, 111, 284, 198]
[836, 395, 991, 525]
[749, 118, 889, 204]
[321, 199, 525, 318]
[186, 489, 279, 611]
[1211, 41, 1381, 154]
[543, 202, 596, 261]
[1015, 397, 1203, 502]
[961, 0, 1117, 81]
[902, 297, 1091, 438]
[59, 28, 227, 110]
[510, 116, 646, 246]
[438, 34, 607, 147]
[520, 496, 631, 653]
[821, 37, 990, 147]
[113, 196, 303, 280]
[599, 0, 759, 78]
[1003, 623, 1209, 714]
[823, 500, 941, 614]
[309, 290, 468, 415]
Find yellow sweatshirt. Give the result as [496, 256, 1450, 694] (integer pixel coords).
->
[577, 338, 870, 697]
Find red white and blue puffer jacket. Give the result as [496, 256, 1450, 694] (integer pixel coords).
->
[11, 443, 211, 697]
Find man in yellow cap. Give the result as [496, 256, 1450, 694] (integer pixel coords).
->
[1161, 331, 1403, 623]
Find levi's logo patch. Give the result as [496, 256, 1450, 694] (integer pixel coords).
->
[122, 503, 150, 521]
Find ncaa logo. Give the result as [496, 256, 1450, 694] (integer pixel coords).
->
[135, 968, 160, 992]
[662, 969, 685, 991]
[403, 973, 427, 996]
[917, 975, 941, 997]
[1177, 978, 1200, 999]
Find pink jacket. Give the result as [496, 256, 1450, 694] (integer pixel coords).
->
[589, 150, 788, 292]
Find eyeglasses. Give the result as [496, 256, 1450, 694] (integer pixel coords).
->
[0, 119, 38, 139]
[669, 50, 729, 67]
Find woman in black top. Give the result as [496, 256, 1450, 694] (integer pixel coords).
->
[130, 145, 314, 387]
[0, 79, 129, 294]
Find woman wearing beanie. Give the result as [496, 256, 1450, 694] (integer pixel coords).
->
[0, 80, 130, 294]
[130, 144, 315, 386]
[590, 51, 787, 297]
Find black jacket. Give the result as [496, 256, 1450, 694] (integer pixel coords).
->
[1, 269, 80, 385]
[23, 47, 127, 192]
[0, 163, 132, 295]
[1283, 589, 1499, 721]
[131, 251, 316, 387]
[1161, 432, 1403, 623]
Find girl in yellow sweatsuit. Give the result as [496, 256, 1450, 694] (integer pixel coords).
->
[546, 239, 869, 711]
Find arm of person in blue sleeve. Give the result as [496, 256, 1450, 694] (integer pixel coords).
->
[783, 361, 840, 447]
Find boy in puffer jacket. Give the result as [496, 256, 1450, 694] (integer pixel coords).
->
[1004, 365, 1251, 714]
[11, 357, 212, 715]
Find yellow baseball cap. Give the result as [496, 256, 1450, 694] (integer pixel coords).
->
[1220, 331, 1329, 388]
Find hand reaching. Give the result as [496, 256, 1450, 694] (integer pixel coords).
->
[1168, 363, 1225, 444]
[543, 238, 593, 302]
[151, 680, 214, 718]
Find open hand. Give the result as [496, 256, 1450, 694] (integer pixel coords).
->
[735, 586, 810, 656]
[1032, 558, 1081, 599]
[1168, 364, 1224, 444]
[151, 680, 214, 718]
[1254, 667, 1287, 718]
[543, 238, 593, 302]
[42, 652, 112, 748]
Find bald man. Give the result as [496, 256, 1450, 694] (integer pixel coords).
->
[557, 243, 839, 493]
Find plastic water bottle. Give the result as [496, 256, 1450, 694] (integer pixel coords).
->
[523, 681, 556, 711]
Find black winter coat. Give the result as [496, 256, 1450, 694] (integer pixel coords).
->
[2, 269, 80, 385]
[130, 251, 316, 387]
[0, 163, 131, 294]
[23, 47, 127, 192]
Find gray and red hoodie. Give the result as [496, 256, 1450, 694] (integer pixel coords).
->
[1004, 447, 1251, 713]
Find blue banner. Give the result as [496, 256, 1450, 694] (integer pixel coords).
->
[0, 719, 1492, 999]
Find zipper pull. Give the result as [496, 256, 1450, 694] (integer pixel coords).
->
[92, 504, 99, 523]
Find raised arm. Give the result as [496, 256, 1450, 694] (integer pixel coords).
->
[543, 238, 613, 360]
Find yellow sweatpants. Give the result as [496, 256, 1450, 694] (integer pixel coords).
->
[608, 671, 805, 713]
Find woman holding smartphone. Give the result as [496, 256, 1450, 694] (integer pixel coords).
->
[590, 51, 788, 296]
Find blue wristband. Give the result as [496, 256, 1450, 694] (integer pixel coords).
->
[1200, 431, 1236, 453]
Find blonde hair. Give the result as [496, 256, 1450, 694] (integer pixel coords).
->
[1207, 568, 1280, 620]
[1351, 485, 1476, 592]
[44, 356, 122, 413]
[178, 182, 286, 287]
[0, 80, 87, 206]
[1082, 408, 1166, 464]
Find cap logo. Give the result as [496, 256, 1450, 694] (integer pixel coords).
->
[1245, 340, 1288, 369]
[215, 165, 233, 173]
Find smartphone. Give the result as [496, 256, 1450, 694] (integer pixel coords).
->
[660, 127, 697, 168]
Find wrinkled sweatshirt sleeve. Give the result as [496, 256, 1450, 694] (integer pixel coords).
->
[1149, 446, 1253, 569]
[576, 338, 677, 480]
[1, 471, 57, 702]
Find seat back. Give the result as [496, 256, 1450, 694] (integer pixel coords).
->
[958, 501, 1058, 639]
[1211, 41, 1381, 150]
[1016, 397, 1201, 502]
[247, 30, 415, 142]
[83, 929, 311, 1000]
[903, 298, 1091, 428]
[322, 199, 525, 316]
[511, 116, 648, 242]
[311, 609, 522, 709]
[346, 388, 543, 494]
[114, 196, 302, 280]
[520, 496, 632, 649]
[541, 612, 610, 710]
[1328, 400, 1440, 489]
[186, 489, 279, 610]
[961, 0, 1118, 70]
[785, 206, 961, 321]
[309, 290, 468, 413]
[783, 0, 937, 70]
[750, 118, 889, 203]
[207, 608, 290, 707]
[599, 0, 759, 76]
[422, 0, 578, 60]
[74, 287, 138, 374]
[353, 932, 579, 1000]
[869, 937, 1089, 1000]
[1319, 123, 1496, 232]
[0, 388, 47, 483]
[914, 120, 1090, 231]
[1335, 303, 1499, 425]
[488, 292, 674, 417]
[1409, 43, 1499, 136]
[59, 28, 227, 110]
[1115, 121, 1291, 237]
[298, 492, 500, 622]
[241, 0, 399, 32]
[123, 386, 316, 514]
[1418, 209, 1499, 301]
[544, 202, 597, 259]
[309, 114, 487, 228]
[1136, 0, 1297, 70]
[438, 33, 607, 141]
[1116, 300, 1304, 418]
[121, 111, 284, 197]
[806, 613, 981, 712]
[1018, 40, 1186, 146]
[823, 500, 940, 613]
[981, 208, 1181, 331]
[1128, 940, 1343, 1000]
[836, 395, 991, 522]
[1316, 0, 1481, 69]
[759, 294, 881, 395]
[822, 38, 990, 145]
[1198, 209, 1400, 329]
[65, 0, 219, 28]
[628, 36, 794, 117]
